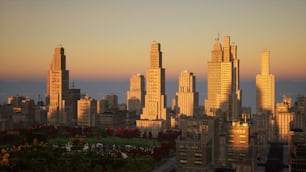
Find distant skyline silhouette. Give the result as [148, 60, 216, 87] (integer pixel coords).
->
[1, 80, 306, 115]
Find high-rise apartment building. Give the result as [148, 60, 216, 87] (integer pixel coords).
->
[204, 36, 241, 120]
[175, 70, 199, 117]
[276, 96, 294, 143]
[127, 73, 145, 114]
[46, 46, 80, 126]
[256, 50, 275, 115]
[226, 121, 255, 172]
[136, 41, 168, 137]
[77, 95, 97, 127]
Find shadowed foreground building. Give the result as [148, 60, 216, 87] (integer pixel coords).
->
[97, 94, 119, 114]
[176, 116, 213, 171]
[96, 110, 138, 129]
[136, 41, 168, 138]
[288, 129, 306, 171]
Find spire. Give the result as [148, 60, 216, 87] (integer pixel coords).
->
[215, 32, 220, 43]
[261, 49, 270, 75]
[72, 80, 75, 88]
[211, 34, 223, 62]
[223, 35, 231, 62]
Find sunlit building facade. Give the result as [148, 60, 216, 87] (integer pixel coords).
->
[46, 46, 80, 126]
[175, 70, 199, 117]
[136, 41, 168, 137]
[226, 121, 255, 172]
[127, 73, 145, 115]
[77, 95, 97, 127]
[256, 50, 275, 115]
[204, 36, 241, 121]
[276, 96, 294, 143]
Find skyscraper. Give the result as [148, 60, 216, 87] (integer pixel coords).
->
[175, 70, 199, 117]
[136, 41, 168, 137]
[140, 41, 167, 120]
[204, 35, 241, 120]
[46, 46, 80, 125]
[127, 73, 145, 115]
[256, 50, 275, 115]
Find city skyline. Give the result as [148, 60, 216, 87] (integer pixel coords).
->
[1, 1, 306, 80]
[1, 1, 306, 169]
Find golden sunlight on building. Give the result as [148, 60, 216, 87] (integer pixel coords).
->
[136, 41, 168, 138]
[256, 50, 275, 115]
[226, 121, 255, 172]
[204, 36, 241, 121]
[77, 95, 97, 127]
[127, 73, 145, 115]
[276, 96, 294, 143]
[175, 70, 199, 117]
[46, 46, 80, 126]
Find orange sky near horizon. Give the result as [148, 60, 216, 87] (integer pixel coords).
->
[0, 1, 305, 81]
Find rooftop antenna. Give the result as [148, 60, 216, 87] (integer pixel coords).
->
[215, 32, 220, 42]
[72, 80, 75, 88]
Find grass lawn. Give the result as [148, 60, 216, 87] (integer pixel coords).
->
[48, 136, 159, 147]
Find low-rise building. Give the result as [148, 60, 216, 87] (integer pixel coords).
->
[176, 116, 213, 171]
[77, 95, 97, 127]
[97, 110, 138, 129]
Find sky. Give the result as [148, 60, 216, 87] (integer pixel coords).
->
[0, 0, 305, 81]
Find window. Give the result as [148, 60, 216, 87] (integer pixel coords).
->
[180, 159, 187, 164]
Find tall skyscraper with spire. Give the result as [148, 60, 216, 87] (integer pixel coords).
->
[136, 41, 168, 137]
[175, 70, 199, 117]
[256, 50, 275, 115]
[204, 35, 241, 120]
[46, 46, 80, 126]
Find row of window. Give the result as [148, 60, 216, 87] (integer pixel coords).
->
[179, 159, 203, 165]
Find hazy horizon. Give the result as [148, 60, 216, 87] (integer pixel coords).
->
[1, 79, 305, 115]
